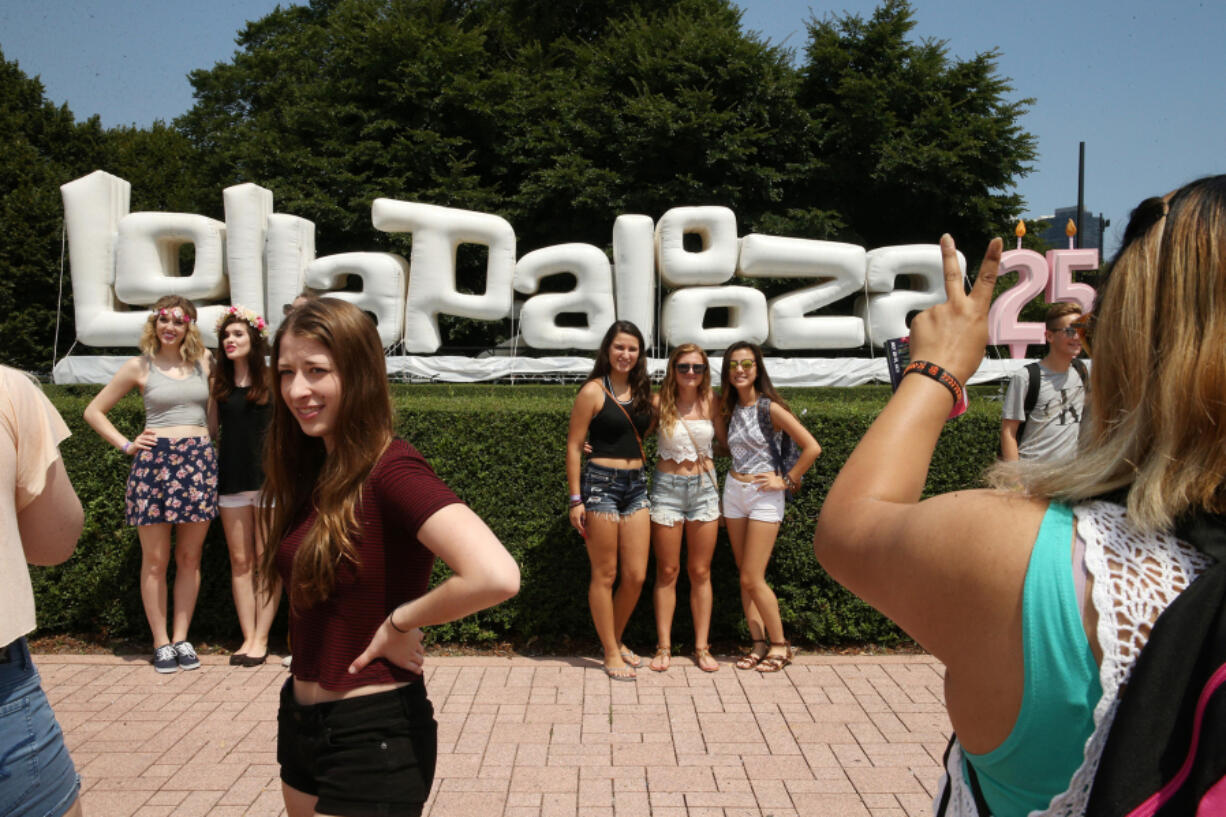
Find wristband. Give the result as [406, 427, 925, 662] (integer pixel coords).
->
[902, 360, 964, 408]
[387, 609, 410, 634]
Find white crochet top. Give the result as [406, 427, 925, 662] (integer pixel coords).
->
[937, 500, 1213, 817]
[656, 418, 714, 464]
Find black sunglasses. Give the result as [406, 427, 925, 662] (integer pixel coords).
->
[675, 363, 707, 374]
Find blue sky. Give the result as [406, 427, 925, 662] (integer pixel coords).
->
[2, 0, 1221, 254]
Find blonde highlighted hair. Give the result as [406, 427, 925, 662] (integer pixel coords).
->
[991, 175, 1226, 531]
[658, 344, 711, 430]
[258, 298, 394, 609]
[138, 295, 206, 364]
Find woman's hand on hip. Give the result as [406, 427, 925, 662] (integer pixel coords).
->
[348, 618, 425, 676]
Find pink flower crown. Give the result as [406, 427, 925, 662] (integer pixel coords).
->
[158, 307, 192, 323]
[215, 304, 270, 340]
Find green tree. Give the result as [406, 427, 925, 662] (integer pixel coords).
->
[0, 48, 108, 373]
[797, 0, 1036, 250]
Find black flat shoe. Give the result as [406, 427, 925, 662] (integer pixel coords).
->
[241, 653, 268, 667]
[229, 653, 248, 666]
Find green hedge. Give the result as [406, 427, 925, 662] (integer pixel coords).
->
[31, 383, 1003, 648]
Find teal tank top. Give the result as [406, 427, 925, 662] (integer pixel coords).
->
[962, 502, 1102, 817]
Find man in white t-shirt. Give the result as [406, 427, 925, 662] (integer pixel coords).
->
[1000, 302, 1090, 461]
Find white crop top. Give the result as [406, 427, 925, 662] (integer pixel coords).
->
[656, 418, 714, 464]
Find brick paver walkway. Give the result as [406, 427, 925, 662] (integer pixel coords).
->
[36, 652, 951, 816]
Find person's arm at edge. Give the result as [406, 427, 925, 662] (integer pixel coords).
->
[19, 456, 83, 566]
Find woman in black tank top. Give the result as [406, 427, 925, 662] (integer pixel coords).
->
[566, 321, 654, 680]
[211, 306, 280, 667]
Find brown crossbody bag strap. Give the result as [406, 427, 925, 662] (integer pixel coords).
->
[599, 378, 646, 463]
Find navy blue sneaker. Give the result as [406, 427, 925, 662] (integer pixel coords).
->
[173, 640, 201, 671]
[153, 644, 178, 673]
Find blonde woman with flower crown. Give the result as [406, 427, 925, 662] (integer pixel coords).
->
[211, 305, 280, 666]
[84, 295, 218, 674]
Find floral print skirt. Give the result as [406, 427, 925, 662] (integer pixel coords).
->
[124, 436, 219, 526]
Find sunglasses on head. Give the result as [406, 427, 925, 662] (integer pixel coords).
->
[675, 362, 706, 374]
[728, 359, 756, 371]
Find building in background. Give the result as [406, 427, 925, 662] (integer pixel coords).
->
[1037, 206, 1108, 251]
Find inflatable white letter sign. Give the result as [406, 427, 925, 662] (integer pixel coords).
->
[62, 170, 1085, 372]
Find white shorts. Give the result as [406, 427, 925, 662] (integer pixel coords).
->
[722, 476, 785, 523]
[217, 490, 261, 509]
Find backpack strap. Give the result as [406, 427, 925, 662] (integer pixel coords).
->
[756, 396, 786, 476]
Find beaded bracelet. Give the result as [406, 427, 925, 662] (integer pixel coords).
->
[901, 360, 964, 407]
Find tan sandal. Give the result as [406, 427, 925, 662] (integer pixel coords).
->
[735, 639, 769, 670]
[692, 646, 719, 673]
[649, 645, 671, 672]
[756, 641, 793, 673]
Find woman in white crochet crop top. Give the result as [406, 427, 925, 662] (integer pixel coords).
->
[814, 176, 1226, 817]
[645, 344, 724, 672]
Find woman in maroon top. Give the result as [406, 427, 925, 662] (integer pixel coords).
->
[259, 298, 519, 817]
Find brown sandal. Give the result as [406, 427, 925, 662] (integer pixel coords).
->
[649, 645, 671, 672]
[692, 646, 719, 673]
[756, 641, 793, 673]
[735, 639, 769, 670]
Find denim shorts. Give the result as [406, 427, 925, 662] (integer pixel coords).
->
[649, 469, 720, 526]
[278, 678, 438, 817]
[722, 475, 786, 523]
[582, 463, 649, 518]
[0, 638, 80, 817]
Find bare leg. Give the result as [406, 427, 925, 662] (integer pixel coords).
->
[650, 520, 683, 667]
[612, 508, 650, 648]
[220, 505, 257, 653]
[169, 520, 209, 644]
[586, 513, 630, 673]
[737, 519, 787, 655]
[282, 781, 319, 817]
[137, 524, 173, 647]
[685, 518, 719, 652]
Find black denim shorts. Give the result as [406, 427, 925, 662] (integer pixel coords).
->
[277, 678, 438, 817]
[582, 462, 649, 517]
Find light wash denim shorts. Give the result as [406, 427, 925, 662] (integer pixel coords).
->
[649, 469, 720, 526]
[582, 463, 649, 518]
[0, 638, 80, 817]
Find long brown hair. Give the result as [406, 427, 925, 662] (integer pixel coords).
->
[993, 175, 1226, 531]
[258, 298, 394, 608]
[211, 313, 270, 405]
[587, 320, 652, 415]
[719, 341, 791, 421]
[658, 344, 711, 430]
[138, 295, 206, 364]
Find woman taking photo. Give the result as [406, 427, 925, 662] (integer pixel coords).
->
[84, 295, 217, 673]
[648, 344, 722, 672]
[260, 297, 519, 817]
[815, 177, 1226, 815]
[720, 342, 821, 673]
[212, 305, 278, 667]
[566, 320, 653, 680]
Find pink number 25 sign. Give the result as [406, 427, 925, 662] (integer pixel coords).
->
[988, 249, 1098, 358]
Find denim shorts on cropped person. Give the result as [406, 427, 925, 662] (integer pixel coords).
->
[0, 638, 81, 817]
[277, 677, 438, 817]
[649, 469, 720, 526]
[581, 462, 649, 518]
